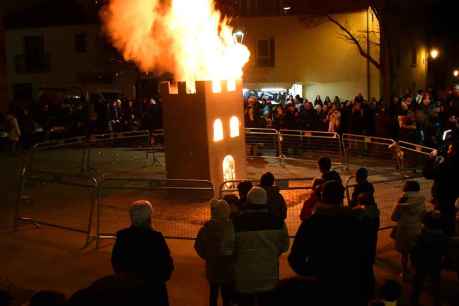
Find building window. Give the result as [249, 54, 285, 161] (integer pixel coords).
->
[21, 36, 50, 73]
[75, 33, 88, 53]
[256, 38, 275, 67]
[213, 119, 224, 142]
[411, 46, 417, 67]
[13, 83, 33, 100]
[230, 116, 240, 138]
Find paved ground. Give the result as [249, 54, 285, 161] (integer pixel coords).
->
[0, 150, 458, 306]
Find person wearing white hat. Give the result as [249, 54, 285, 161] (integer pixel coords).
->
[232, 187, 290, 306]
[111, 200, 174, 306]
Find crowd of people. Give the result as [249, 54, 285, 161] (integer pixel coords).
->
[1, 145, 458, 306]
[2, 88, 459, 154]
[0, 97, 162, 152]
[245, 89, 459, 149]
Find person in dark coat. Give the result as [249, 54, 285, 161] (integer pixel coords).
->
[194, 200, 235, 306]
[318, 157, 345, 204]
[111, 200, 174, 306]
[288, 181, 372, 306]
[350, 168, 376, 208]
[423, 143, 459, 236]
[410, 211, 448, 306]
[260, 172, 287, 221]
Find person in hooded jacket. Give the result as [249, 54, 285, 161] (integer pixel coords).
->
[391, 181, 426, 281]
[423, 143, 459, 236]
[233, 187, 290, 306]
[194, 199, 235, 306]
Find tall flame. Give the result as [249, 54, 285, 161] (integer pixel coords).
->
[102, 0, 250, 85]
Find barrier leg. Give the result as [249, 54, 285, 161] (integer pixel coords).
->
[84, 184, 98, 248]
[13, 169, 26, 231]
[95, 190, 102, 249]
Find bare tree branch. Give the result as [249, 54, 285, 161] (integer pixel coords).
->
[327, 14, 381, 70]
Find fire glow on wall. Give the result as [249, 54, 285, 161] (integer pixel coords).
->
[102, 0, 250, 189]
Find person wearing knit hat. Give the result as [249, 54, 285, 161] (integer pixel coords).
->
[129, 200, 153, 228]
[195, 199, 235, 306]
[232, 187, 290, 304]
[247, 186, 268, 205]
[111, 200, 174, 306]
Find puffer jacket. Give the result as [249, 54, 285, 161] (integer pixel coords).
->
[232, 205, 290, 294]
[391, 192, 426, 252]
[194, 218, 235, 283]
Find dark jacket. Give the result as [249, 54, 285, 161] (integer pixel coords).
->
[322, 170, 345, 202]
[111, 227, 174, 306]
[233, 205, 290, 293]
[262, 185, 288, 220]
[411, 228, 448, 273]
[350, 181, 376, 208]
[423, 155, 459, 212]
[288, 205, 372, 306]
[194, 219, 235, 283]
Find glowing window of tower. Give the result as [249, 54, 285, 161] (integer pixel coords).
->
[223, 155, 236, 182]
[213, 119, 224, 142]
[230, 116, 240, 138]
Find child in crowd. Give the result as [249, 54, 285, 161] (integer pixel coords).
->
[350, 168, 376, 208]
[300, 178, 324, 221]
[391, 181, 426, 281]
[410, 211, 448, 306]
[194, 200, 235, 306]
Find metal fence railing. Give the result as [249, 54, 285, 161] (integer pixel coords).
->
[14, 168, 99, 247]
[245, 128, 280, 158]
[95, 177, 215, 247]
[279, 130, 343, 164]
[16, 129, 438, 244]
[398, 141, 436, 172]
[342, 134, 397, 169]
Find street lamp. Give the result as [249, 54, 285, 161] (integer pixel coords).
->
[454, 70, 459, 78]
[430, 48, 439, 60]
[233, 30, 245, 44]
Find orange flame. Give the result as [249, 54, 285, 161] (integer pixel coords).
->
[102, 0, 250, 85]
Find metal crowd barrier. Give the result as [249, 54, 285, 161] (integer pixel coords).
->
[27, 136, 88, 173]
[342, 134, 397, 169]
[398, 141, 436, 172]
[95, 177, 215, 247]
[13, 167, 99, 247]
[85, 130, 152, 173]
[245, 128, 280, 158]
[279, 130, 343, 164]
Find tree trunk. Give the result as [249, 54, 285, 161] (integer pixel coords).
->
[379, 15, 392, 107]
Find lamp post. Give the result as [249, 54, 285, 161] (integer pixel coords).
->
[428, 48, 440, 88]
[430, 48, 440, 60]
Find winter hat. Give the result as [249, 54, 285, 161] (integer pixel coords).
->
[247, 186, 268, 205]
[210, 199, 231, 220]
[130, 200, 153, 227]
